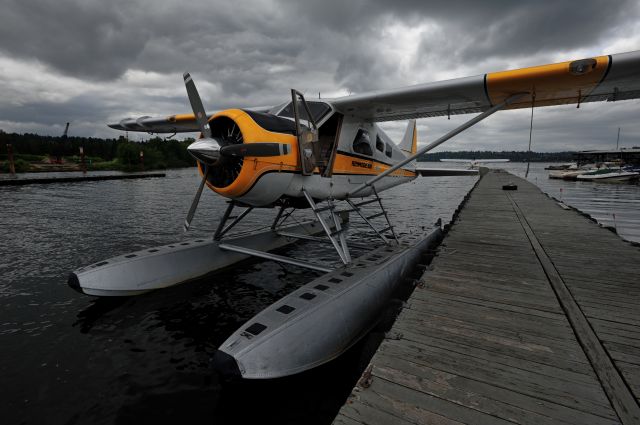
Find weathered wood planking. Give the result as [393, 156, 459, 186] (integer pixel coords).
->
[333, 170, 640, 425]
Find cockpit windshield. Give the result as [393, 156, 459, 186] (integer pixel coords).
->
[277, 101, 332, 124]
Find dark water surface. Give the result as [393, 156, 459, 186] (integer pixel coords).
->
[499, 162, 640, 244]
[0, 168, 476, 425]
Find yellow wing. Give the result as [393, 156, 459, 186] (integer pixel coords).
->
[331, 51, 640, 121]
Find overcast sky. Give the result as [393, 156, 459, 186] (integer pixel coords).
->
[0, 0, 639, 152]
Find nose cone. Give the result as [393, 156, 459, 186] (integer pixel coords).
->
[187, 138, 221, 164]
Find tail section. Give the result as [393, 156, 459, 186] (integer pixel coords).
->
[399, 119, 417, 156]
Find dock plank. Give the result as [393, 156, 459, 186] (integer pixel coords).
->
[333, 170, 640, 424]
[371, 354, 619, 425]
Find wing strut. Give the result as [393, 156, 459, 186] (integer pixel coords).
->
[349, 92, 528, 196]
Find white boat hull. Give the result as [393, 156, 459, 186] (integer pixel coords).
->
[577, 171, 640, 183]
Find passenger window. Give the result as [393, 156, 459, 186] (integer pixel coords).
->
[353, 129, 373, 156]
[376, 135, 384, 152]
[385, 143, 392, 158]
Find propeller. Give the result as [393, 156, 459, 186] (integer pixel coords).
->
[181, 72, 291, 231]
[184, 167, 210, 232]
[183, 72, 218, 232]
[184, 72, 212, 138]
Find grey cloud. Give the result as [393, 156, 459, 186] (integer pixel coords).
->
[0, 0, 638, 149]
[0, 0, 152, 80]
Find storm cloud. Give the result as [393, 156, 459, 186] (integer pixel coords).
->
[0, 0, 638, 151]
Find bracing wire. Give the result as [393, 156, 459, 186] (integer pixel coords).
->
[525, 92, 536, 178]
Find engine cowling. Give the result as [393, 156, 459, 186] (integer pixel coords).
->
[196, 109, 300, 203]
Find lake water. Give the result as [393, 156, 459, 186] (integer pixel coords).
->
[0, 168, 476, 425]
[2, 163, 638, 424]
[497, 162, 640, 244]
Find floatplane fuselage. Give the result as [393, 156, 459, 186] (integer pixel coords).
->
[189, 104, 418, 208]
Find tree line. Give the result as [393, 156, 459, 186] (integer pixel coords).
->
[417, 150, 577, 162]
[0, 130, 196, 171]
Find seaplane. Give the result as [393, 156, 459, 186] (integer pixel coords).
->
[69, 50, 640, 379]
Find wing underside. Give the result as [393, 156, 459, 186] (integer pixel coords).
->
[330, 51, 640, 122]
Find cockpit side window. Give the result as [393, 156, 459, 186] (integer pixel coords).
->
[385, 143, 393, 158]
[376, 135, 385, 152]
[353, 129, 373, 156]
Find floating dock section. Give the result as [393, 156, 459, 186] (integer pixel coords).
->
[334, 170, 640, 425]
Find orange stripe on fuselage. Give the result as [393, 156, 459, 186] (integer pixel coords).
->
[487, 55, 610, 108]
[332, 153, 416, 177]
[199, 109, 415, 199]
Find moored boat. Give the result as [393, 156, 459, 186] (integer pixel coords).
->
[576, 168, 640, 183]
[548, 164, 597, 180]
[545, 163, 575, 170]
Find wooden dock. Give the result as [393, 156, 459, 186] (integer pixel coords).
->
[334, 170, 640, 425]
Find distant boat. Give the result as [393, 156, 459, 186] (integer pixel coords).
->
[545, 163, 575, 170]
[548, 164, 596, 180]
[440, 159, 509, 168]
[576, 168, 640, 183]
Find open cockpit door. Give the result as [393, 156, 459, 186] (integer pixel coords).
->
[291, 89, 320, 176]
[288, 91, 343, 176]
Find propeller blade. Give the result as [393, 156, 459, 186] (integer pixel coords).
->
[183, 72, 212, 139]
[220, 143, 290, 158]
[187, 138, 221, 164]
[184, 168, 210, 232]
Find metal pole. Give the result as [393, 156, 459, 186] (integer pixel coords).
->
[213, 201, 235, 240]
[349, 93, 528, 196]
[616, 127, 620, 150]
[525, 93, 536, 179]
[217, 207, 254, 239]
[271, 205, 286, 230]
[218, 243, 333, 273]
[302, 189, 349, 264]
[80, 146, 86, 174]
[7, 144, 15, 175]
